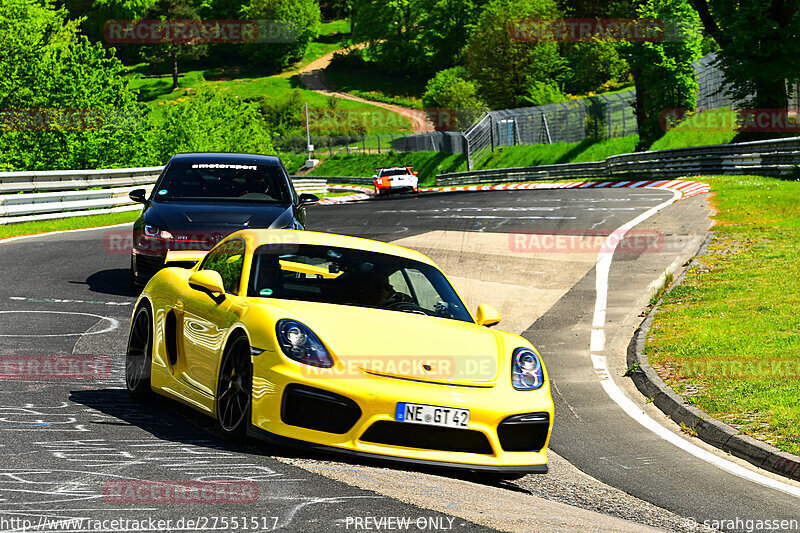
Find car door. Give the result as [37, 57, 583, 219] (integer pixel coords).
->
[180, 238, 246, 398]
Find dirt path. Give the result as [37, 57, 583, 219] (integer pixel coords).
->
[298, 46, 435, 133]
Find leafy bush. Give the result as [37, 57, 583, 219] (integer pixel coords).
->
[249, 90, 305, 138]
[563, 40, 630, 96]
[422, 67, 486, 129]
[149, 88, 274, 162]
[524, 81, 566, 107]
[0, 0, 153, 171]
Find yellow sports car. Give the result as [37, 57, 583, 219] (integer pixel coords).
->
[126, 229, 554, 475]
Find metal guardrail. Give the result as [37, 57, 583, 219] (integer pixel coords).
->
[437, 137, 800, 186]
[318, 176, 374, 186]
[0, 167, 328, 225]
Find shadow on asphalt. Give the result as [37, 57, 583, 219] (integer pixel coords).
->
[70, 269, 138, 297]
[69, 388, 533, 489]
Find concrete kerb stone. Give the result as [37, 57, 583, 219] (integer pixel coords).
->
[625, 233, 800, 482]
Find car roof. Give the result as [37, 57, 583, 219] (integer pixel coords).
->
[170, 153, 282, 166]
[380, 166, 411, 171]
[230, 229, 437, 267]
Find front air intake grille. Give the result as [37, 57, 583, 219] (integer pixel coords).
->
[360, 421, 493, 455]
[281, 384, 361, 434]
[497, 412, 550, 452]
[135, 254, 166, 280]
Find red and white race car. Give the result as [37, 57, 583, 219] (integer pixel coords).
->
[373, 166, 419, 196]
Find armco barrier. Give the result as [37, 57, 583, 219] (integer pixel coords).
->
[0, 166, 327, 224]
[437, 136, 800, 185]
[317, 176, 374, 186]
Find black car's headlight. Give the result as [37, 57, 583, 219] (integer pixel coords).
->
[143, 224, 173, 239]
[511, 347, 545, 391]
[276, 319, 334, 368]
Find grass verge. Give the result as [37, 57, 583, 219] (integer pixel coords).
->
[0, 211, 140, 240]
[472, 135, 639, 169]
[645, 175, 800, 455]
[649, 108, 739, 151]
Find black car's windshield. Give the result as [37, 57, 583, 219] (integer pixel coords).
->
[154, 161, 292, 203]
[248, 244, 473, 323]
[379, 168, 410, 177]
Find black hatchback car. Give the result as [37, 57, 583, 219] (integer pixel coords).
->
[128, 153, 319, 288]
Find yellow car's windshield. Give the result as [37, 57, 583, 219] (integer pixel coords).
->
[248, 244, 473, 323]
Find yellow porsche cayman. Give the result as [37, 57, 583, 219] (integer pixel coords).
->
[126, 229, 554, 475]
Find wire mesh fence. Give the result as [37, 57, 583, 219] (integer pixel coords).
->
[277, 53, 800, 170]
[693, 53, 800, 112]
[274, 131, 468, 157]
[463, 91, 637, 169]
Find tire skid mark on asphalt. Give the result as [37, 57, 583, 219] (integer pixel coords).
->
[588, 189, 800, 499]
[8, 296, 131, 307]
[0, 311, 119, 338]
[0, 397, 326, 530]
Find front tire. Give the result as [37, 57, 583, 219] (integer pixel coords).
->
[216, 334, 253, 437]
[126, 303, 153, 400]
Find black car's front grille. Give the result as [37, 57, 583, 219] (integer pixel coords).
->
[134, 254, 166, 280]
[497, 413, 550, 452]
[360, 421, 494, 455]
[281, 384, 361, 434]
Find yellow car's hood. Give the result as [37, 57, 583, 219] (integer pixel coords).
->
[249, 299, 501, 384]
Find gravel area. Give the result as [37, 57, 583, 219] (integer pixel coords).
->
[514, 451, 720, 533]
[277, 449, 720, 533]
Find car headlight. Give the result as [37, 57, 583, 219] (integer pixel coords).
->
[276, 319, 334, 368]
[143, 224, 173, 239]
[511, 347, 545, 391]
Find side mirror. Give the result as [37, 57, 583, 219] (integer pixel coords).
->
[188, 270, 226, 297]
[298, 193, 319, 208]
[129, 189, 147, 204]
[413, 171, 419, 176]
[475, 304, 501, 327]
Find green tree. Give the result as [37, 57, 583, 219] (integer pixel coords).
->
[691, 0, 800, 110]
[423, 67, 487, 128]
[150, 88, 274, 161]
[351, 0, 487, 77]
[620, 0, 703, 148]
[465, 0, 567, 109]
[563, 39, 630, 95]
[244, 0, 321, 71]
[65, 0, 157, 47]
[0, 0, 152, 171]
[140, 0, 208, 90]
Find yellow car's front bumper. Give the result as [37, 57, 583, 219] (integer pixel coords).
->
[249, 357, 554, 473]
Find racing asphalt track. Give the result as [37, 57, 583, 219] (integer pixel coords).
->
[0, 187, 798, 532]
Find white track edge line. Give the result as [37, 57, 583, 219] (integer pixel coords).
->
[591, 189, 800, 498]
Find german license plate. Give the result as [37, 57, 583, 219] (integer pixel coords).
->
[395, 402, 469, 429]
